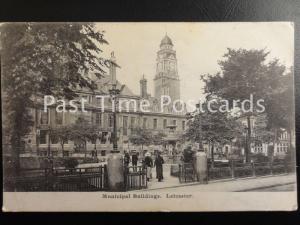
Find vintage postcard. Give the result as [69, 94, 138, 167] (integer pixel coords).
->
[1, 22, 297, 211]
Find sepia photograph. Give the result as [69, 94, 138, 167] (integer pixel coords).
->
[1, 22, 297, 211]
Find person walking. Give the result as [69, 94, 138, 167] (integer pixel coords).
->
[144, 152, 153, 181]
[154, 152, 164, 182]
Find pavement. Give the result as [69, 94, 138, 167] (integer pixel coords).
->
[137, 164, 297, 192]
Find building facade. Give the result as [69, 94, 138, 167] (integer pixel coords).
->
[20, 35, 187, 157]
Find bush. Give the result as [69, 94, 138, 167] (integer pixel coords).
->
[63, 158, 79, 169]
[251, 153, 269, 163]
[182, 147, 194, 163]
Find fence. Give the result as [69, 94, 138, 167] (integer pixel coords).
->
[5, 164, 148, 192]
[178, 163, 196, 183]
[4, 166, 108, 192]
[124, 166, 147, 191]
[178, 161, 294, 183]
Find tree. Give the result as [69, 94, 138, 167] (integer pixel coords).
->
[128, 127, 153, 151]
[152, 131, 167, 145]
[85, 125, 100, 151]
[1, 23, 108, 174]
[51, 125, 72, 155]
[201, 48, 291, 162]
[69, 117, 93, 153]
[184, 99, 243, 166]
[263, 68, 294, 151]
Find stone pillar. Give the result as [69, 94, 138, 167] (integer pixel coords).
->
[107, 152, 124, 191]
[194, 150, 208, 183]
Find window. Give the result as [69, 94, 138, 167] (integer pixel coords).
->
[39, 130, 47, 144]
[108, 114, 113, 127]
[173, 120, 177, 130]
[163, 119, 167, 129]
[51, 135, 59, 144]
[123, 116, 128, 136]
[82, 95, 88, 102]
[130, 117, 136, 128]
[97, 97, 102, 106]
[153, 118, 158, 129]
[163, 87, 169, 95]
[182, 121, 186, 130]
[96, 113, 102, 126]
[55, 111, 63, 125]
[254, 142, 262, 153]
[40, 110, 49, 125]
[143, 118, 147, 129]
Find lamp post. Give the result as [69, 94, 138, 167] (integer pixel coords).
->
[106, 52, 124, 191]
[109, 83, 121, 153]
[47, 126, 51, 157]
[195, 102, 203, 150]
[36, 128, 40, 156]
[244, 126, 248, 163]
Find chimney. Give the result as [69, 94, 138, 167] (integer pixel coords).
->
[109, 51, 117, 85]
[140, 75, 147, 98]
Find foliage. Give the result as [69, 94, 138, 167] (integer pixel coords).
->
[63, 157, 79, 169]
[201, 48, 292, 160]
[252, 114, 276, 146]
[184, 99, 243, 145]
[1, 23, 108, 174]
[152, 131, 167, 145]
[128, 127, 153, 150]
[250, 153, 269, 163]
[50, 125, 72, 151]
[184, 98, 243, 164]
[69, 116, 100, 151]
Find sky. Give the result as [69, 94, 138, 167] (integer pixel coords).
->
[95, 22, 294, 105]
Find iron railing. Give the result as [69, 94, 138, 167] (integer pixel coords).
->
[124, 165, 147, 191]
[5, 164, 148, 192]
[4, 166, 108, 192]
[178, 161, 294, 183]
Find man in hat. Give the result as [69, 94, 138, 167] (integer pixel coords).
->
[154, 151, 164, 182]
[131, 151, 138, 171]
[124, 150, 130, 167]
[144, 152, 153, 181]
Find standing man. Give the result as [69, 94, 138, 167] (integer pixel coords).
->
[124, 150, 130, 167]
[144, 152, 153, 181]
[154, 151, 164, 182]
[131, 151, 138, 171]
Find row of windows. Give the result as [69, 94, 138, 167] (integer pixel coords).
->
[39, 130, 114, 145]
[40, 110, 64, 125]
[39, 110, 186, 136]
[277, 142, 289, 153]
[93, 113, 186, 132]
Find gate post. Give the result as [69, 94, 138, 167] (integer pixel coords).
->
[252, 162, 256, 177]
[231, 161, 235, 179]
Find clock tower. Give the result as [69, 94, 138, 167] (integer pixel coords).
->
[154, 34, 180, 110]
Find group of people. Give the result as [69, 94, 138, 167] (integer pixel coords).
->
[123, 151, 165, 182]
